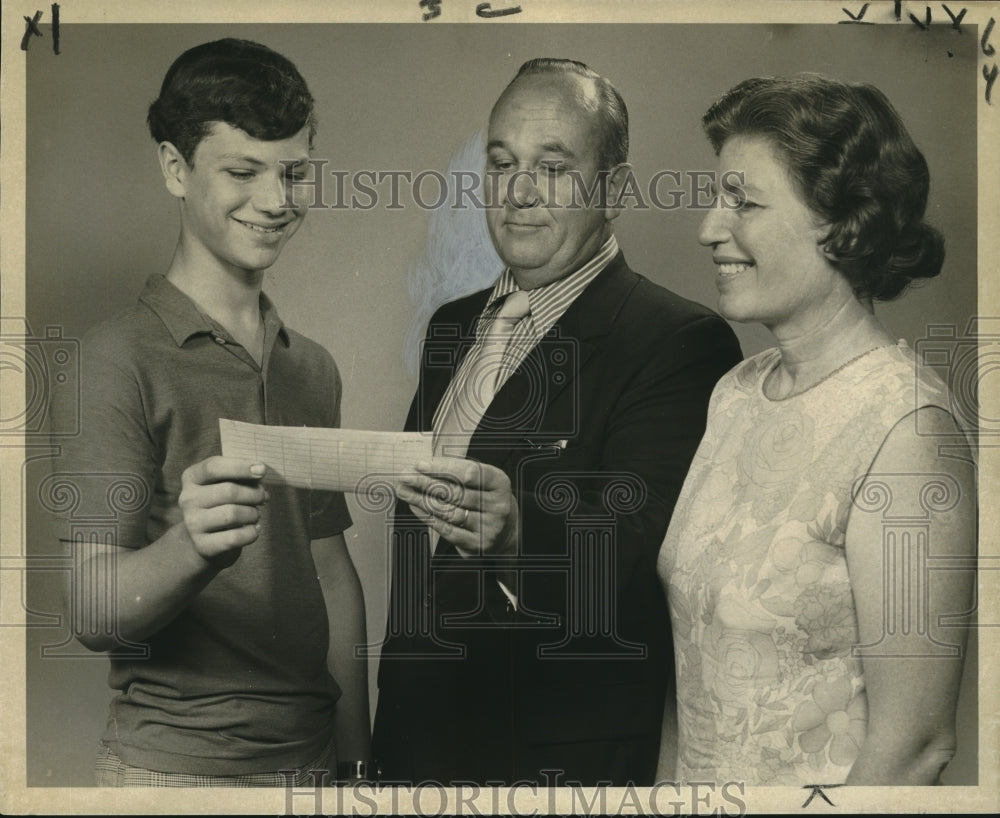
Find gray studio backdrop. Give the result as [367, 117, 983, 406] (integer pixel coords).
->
[24, 23, 978, 785]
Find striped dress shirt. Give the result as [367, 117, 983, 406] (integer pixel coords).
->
[432, 233, 620, 436]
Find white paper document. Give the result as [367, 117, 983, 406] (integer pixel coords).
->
[219, 419, 432, 494]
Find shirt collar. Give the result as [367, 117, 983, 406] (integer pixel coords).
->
[138, 274, 289, 348]
[486, 233, 620, 310]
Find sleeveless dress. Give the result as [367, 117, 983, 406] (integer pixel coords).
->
[656, 341, 955, 785]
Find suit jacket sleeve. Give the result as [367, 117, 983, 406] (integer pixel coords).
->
[514, 311, 741, 611]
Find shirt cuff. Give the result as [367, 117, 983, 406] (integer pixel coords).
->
[496, 578, 518, 611]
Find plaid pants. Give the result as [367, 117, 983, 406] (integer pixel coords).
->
[94, 735, 336, 787]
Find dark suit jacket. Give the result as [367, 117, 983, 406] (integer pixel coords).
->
[373, 252, 742, 785]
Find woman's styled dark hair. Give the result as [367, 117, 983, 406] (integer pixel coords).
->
[147, 38, 316, 164]
[703, 74, 944, 301]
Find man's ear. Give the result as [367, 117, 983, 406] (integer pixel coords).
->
[603, 162, 633, 223]
[157, 141, 189, 200]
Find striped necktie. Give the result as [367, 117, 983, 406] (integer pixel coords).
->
[433, 289, 531, 457]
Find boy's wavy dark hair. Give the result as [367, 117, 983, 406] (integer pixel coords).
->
[148, 38, 316, 164]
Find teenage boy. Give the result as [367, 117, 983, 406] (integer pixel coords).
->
[56, 38, 371, 786]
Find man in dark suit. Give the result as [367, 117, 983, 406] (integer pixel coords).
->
[373, 58, 741, 786]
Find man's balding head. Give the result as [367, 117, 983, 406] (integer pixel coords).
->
[491, 58, 629, 171]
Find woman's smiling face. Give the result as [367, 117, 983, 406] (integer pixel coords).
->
[698, 135, 849, 336]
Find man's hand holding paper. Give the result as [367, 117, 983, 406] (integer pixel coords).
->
[396, 457, 519, 557]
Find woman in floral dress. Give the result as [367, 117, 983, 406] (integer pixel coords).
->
[657, 75, 976, 786]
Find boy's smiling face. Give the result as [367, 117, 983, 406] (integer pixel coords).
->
[164, 122, 312, 277]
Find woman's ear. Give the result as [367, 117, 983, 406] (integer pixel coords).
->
[816, 225, 842, 262]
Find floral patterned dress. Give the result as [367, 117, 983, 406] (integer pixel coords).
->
[657, 341, 952, 785]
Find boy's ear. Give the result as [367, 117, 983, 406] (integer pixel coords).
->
[157, 141, 189, 200]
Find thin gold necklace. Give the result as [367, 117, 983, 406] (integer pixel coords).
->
[764, 342, 897, 401]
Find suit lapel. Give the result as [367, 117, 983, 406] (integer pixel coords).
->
[418, 255, 639, 558]
[469, 253, 639, 460]
[415, 290, 491, 432]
